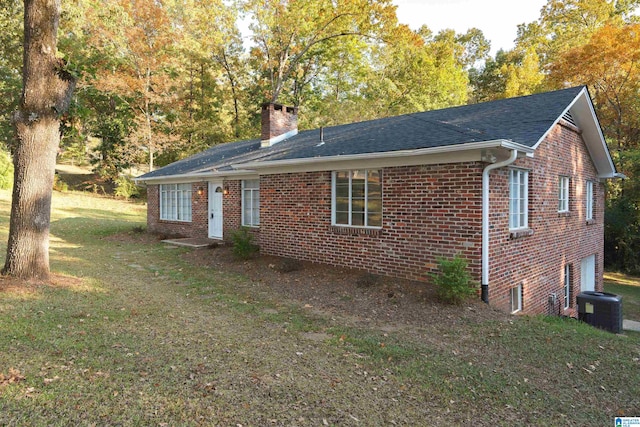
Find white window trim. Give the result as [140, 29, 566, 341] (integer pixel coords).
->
[558, 176, 569, 213]
[242, 179, 260, 227]
[564, 264, 571, 310]
[331, 169, 383, 229]
[510, 284, 522, 314]
[509, 169, 528, 230]
[159, 183, 192, 222]
[586, 181, 594, 220]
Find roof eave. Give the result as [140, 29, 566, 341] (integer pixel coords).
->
[233, 139, 534, 171]
[534, 86, 618, 178]
[134, 168, 257, 185]
[600, 172, 626, 180]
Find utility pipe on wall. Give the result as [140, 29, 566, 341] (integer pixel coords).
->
[481, 149, 518, 303]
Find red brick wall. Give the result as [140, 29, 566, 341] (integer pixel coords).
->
[145, 120, 605, 316]
[222, 180, 245, 238]
[487, 121, 604, 315]
[259, 164, 484, 282]
[146, 181, 209, 238]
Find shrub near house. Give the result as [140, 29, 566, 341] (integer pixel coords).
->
[136, 87, 621, 315]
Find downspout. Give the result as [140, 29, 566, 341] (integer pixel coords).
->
[481, 149, 518, 303]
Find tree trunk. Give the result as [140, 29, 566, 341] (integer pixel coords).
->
[144, 69, 154, 172]
[3, 0, 75, 280]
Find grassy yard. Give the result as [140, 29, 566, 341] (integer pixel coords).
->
[605, 272, 640, 321]
[0, 190, 639, 426]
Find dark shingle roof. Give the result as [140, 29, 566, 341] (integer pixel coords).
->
[140, 139, 260, 179]
[139, 86, 584, 179]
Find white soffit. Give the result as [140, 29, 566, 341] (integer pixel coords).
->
[533, 87, 616, 178]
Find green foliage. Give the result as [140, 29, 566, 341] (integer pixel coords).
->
[605, 150, 640, 275]
[605, 195, 640, 274]
[430, 255, 477, 305]
[0, 0, 22, 152]
[52, 174, 69, 192]
[114, 175, 140, 199]
[0, 149, 13, 190]
[229, 227, 259, 260]
[89, 105, 136, 180]
[59, 135, 88, 166]
[245, 0, 399, 104]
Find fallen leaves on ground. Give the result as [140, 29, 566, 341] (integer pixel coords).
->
[0, 368, 25, 386]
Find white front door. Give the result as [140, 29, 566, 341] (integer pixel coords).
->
[208, 182, 224, 239]
[580, 255, 596, 292]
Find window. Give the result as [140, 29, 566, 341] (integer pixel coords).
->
[586, 181, 594, 220]
[159, 183, 192, 222]
[564, 264, 572, 309]
[333, 170, 382, 228]
[509, 169, 528, 230]
[558, 176, 569, 212]
[242, 179, 260, 227]
[510, 284, 522, 314]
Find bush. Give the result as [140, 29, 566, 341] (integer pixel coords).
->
[114, 175, 140, 199]
[0, 150, 14, 190]
[230, 227, 259, 260]
[430, 255, 477, 305]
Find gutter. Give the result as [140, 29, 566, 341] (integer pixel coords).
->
[481, 149, 518, 304]
[236, 139, 533, 171]
[134, 168, 256, 185]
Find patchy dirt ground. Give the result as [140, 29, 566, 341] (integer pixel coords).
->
[180, 242, 511, 330]
[0, 273, 86, 296]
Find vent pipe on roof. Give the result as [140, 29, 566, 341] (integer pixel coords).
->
[315, 126, 325, 147]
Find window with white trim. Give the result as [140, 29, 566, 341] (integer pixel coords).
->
[586, 180, 594, 220]
[332, 169, 382, 227]
[509, 169, 528, 230]
[242, 179, 260, 227]
[564, 264, 572, 309]
[558, 176, 569, 212]
[510, 284, 522, 314]
[159, 183, 192, 222]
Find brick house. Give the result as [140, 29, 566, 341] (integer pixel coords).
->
[136, 87, 621, 315]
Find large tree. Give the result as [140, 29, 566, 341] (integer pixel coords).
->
[86, 0, 179, 173]
[548, 23, 640, 157]
[3, 0, 75, 280]
[245, 0, 398, 104]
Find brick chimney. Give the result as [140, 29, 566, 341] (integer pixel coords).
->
[261, 103, 298, 148]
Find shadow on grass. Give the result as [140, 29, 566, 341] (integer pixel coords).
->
[54, 206, 145, 222]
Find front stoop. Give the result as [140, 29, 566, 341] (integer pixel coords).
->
[161, 238, 223, 248]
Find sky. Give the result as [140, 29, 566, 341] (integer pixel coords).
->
[392, 0, 548, 54]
